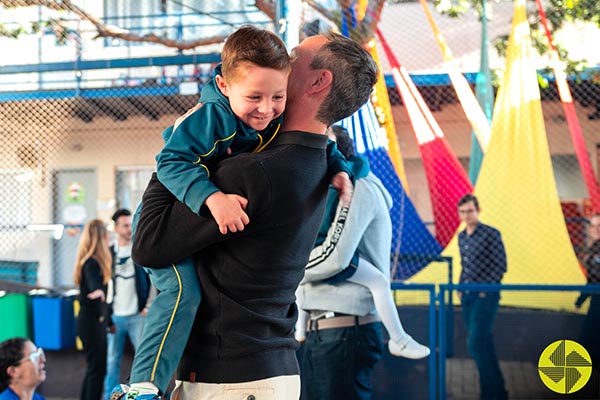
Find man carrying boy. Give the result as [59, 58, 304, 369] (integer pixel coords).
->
[131, 32, 378, 399]
[115, 26, 355, 399]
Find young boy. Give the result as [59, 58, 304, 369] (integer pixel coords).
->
[111, 26, 352, 400]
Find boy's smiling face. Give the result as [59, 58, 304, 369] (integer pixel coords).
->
[216, 62, 289, 131]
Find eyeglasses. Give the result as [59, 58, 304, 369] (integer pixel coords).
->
[16, 348, 45, 365]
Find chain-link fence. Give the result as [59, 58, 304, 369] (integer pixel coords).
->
[0, 0, 599, 302]
[2, 2, 600, 399]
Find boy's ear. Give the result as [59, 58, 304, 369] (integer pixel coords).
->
[215, 74, 229, 97]
[307, 70, 333, 95]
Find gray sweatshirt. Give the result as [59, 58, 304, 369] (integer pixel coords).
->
[300, 171, 393, 316]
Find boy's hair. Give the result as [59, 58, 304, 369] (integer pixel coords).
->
[328, 125, 355, 159]
[221, 25, 290, 82]
[311, 32, 379, 126]
[457, 194, 480, 210]
[111, 208, 131, 223]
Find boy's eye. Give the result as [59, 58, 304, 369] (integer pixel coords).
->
[247, 96, 260, 100]
[273, 95, 285, 101]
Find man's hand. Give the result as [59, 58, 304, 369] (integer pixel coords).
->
[205, 191, 250, 235]
[331, 171, 353, 204]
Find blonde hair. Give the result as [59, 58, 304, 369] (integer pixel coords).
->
[73, 219, 112, 286]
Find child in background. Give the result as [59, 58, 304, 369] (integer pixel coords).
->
[296, 125, 430, 360]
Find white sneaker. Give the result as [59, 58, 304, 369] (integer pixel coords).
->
[389, 336, 430, 359]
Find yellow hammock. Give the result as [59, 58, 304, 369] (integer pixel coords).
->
[410, 0, 585, 311]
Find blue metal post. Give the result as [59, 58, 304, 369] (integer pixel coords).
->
[438, 286, 447, 400]
[275, 0, 288, 44]
[447, 257, 454, 358]
[75, 23, 82, 97]
[428, 286, 437, 400]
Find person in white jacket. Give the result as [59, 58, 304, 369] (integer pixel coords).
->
[298, 125, 429, 399]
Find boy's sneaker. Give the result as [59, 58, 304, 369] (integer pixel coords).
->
[110, 384, 160, 400]
[388, 336, 430, 359]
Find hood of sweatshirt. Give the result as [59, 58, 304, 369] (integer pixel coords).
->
[199, 64, 231, 110]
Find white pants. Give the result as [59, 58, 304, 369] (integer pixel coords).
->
[170, 375, 300, 400]
[347, 257, 408, 343]
[296, 257, 408, 344]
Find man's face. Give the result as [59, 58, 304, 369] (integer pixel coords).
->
[458, 201, 480, 227]
[287, 35, 328, 104]
[589, 216, 600, 241]
[217, 62, 288, 131]
[114, 215, 132, 242]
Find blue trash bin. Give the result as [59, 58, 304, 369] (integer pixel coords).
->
[32, 295, 76, 350]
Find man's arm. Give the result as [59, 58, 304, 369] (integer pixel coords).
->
[492, 229, 507, 276]
[131, 173, 225, 267]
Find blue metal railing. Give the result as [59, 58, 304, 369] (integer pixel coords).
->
[391, 283, 437, 400]
[0, 10, 269, 93]
[393, 254, 456, 358]
[436, 283, 600, 400]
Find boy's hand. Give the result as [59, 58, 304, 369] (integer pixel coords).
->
[205, 191, 250, 235]
[331, 172, 353, 204]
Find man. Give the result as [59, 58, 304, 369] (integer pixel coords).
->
[131, 32, 378, 399]
[297, 126, 429, 400]
[457, 194, 508, 400]
[104, 209, 155, 400]
[575, 213, 600, 370]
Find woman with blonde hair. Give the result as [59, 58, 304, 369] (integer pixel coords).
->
[74, 219, 111, 400]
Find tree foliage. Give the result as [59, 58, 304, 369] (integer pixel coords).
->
[427, 0, 600, 76]
[0, 0, 385, 49]
[0, 0, 278, 50]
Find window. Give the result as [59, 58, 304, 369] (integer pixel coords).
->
[115, 167, 155, 212]
[104, 0, 161, 46]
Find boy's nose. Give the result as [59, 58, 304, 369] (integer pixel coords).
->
[258, 99, 272, 114]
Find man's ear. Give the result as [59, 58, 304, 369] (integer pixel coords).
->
[307, 70, 333, 95]
[215, 74, 229, 97]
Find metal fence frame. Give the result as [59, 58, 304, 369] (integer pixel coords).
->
[436, 283, 599, 400]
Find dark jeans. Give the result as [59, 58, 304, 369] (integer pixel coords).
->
[580, 294, 600, 365]
[462, 292, 507, 400]
[77, 309, 107, 400]
[301, 322, 383, 400]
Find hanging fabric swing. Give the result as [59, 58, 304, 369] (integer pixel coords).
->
[377, 28, 473, 247]
[534, 0, 600, 213]
[339, 101, 442, 280]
